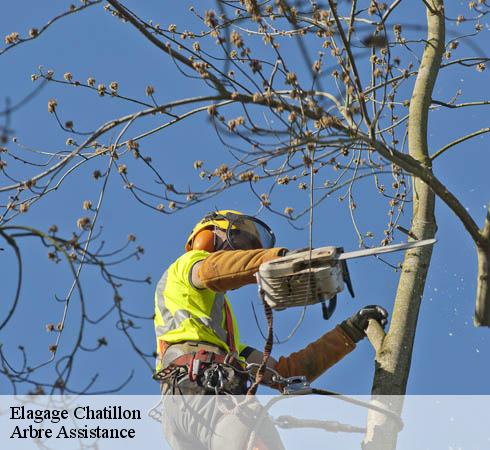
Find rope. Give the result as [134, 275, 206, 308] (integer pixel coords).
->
[247, 274, 274, 395]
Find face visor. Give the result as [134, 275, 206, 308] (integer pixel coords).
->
[209, 212, 276, 250]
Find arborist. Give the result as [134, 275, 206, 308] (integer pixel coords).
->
[153, 210, 388, 395]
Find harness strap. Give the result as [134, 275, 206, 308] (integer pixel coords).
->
[158, 340, 169, 357]
[170, 350, 244, 372]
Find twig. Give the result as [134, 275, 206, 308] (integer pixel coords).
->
[430, 126, 490, 160]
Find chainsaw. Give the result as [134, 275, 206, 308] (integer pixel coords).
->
[257, 239, 436, 319]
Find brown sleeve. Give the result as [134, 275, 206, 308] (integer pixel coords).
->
[274, 325, 356, 384]
[197, 247, 286, 292]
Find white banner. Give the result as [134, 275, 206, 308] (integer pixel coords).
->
[1, 395, 489, 449]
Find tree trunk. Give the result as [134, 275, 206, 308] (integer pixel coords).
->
[474, 206, 490, 326]
[362, 1, 445, 448]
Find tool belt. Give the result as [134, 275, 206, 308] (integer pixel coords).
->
[155, 342, 249, 395]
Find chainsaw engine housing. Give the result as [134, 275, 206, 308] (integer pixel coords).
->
[258, 239, 436, 312]
[258, 247, 346, 310]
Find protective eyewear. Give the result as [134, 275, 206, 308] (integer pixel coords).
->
[205, 212, 276, 250]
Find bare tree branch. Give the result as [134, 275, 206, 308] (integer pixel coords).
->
[0, 1, 102, 56]
[430, 126, 490, 160]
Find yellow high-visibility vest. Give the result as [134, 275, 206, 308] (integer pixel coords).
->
[154, 250, 247, 371]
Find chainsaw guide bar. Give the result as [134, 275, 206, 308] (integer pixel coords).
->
[258, 239, 436, 311]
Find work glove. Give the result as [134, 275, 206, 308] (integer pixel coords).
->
[339, 305, 388, 343]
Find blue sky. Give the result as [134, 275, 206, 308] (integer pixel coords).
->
[0, 1, 489, 395]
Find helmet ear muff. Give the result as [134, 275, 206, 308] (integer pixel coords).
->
[191, 229, 216, 252]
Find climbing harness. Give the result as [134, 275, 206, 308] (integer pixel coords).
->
[154, 348, 249, 395]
